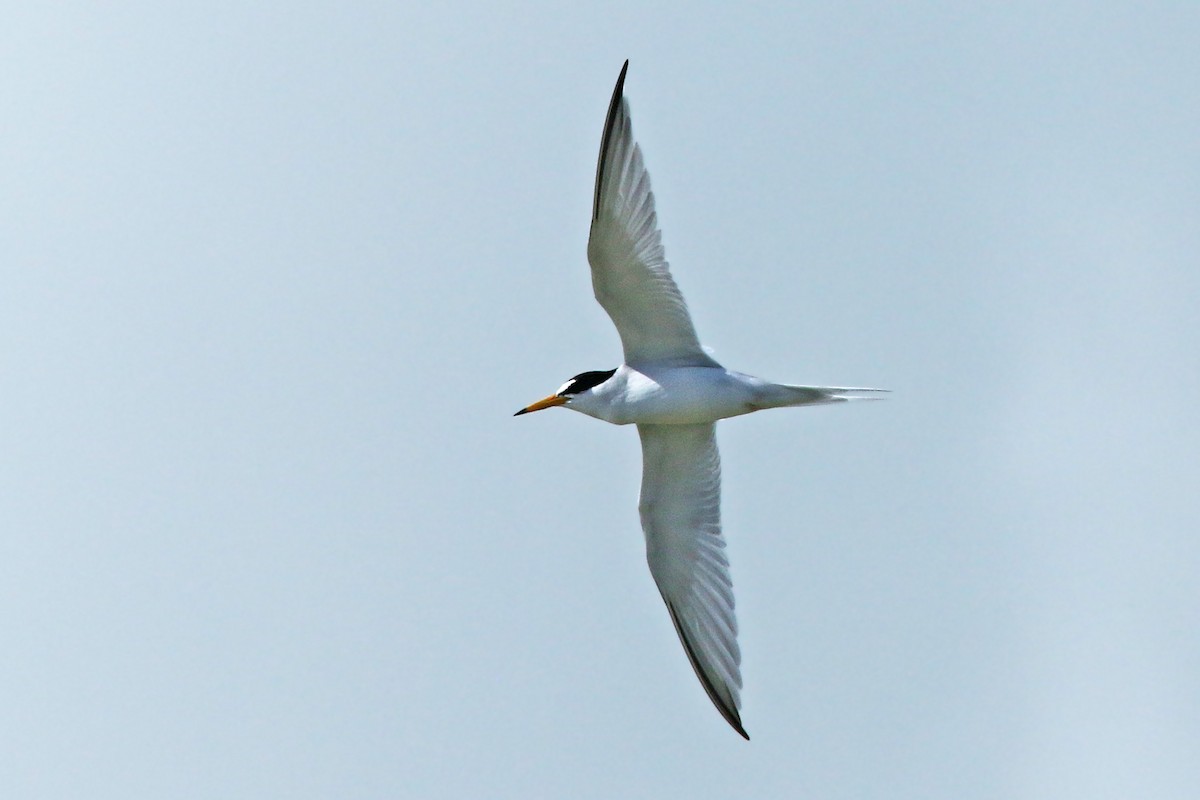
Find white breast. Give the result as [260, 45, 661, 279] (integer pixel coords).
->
[571, 365, 763, 425]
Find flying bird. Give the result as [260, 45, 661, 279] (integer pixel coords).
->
[516, 61, 884, 739]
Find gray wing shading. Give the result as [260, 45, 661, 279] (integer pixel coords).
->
[637, 422, 747, 739]
[587, 62, 719, 369]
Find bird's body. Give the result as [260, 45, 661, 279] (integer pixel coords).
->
[569, 364, 862, 426]
[517, 61, 883, 740]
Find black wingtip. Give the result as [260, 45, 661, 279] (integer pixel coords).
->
[592, 60, 631, 222]
[664, 600, 750, 740]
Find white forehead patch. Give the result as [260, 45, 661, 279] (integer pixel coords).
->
[555, 380, 575, 396]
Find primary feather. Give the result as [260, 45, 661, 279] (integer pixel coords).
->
[587, 61, 719, 370]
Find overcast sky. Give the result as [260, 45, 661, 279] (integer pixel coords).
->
[3, 3, 1198, 798]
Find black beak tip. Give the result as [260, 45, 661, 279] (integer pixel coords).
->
[513, 408, 529, 417]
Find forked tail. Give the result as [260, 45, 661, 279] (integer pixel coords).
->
[753, 384, 889, 410]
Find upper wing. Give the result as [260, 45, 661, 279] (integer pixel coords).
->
[587, 62, 719, 369]
[637, 422, 746, 739]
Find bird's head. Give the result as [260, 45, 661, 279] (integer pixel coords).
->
[514, 368, 617, 416]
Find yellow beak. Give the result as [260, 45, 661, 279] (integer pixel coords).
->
[514, 394, 567, 416]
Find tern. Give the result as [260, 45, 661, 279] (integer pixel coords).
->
[516, 61, 884, 739]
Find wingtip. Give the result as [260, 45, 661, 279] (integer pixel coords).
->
[725, 706, 750, 740]
[664, 599, 749, 740]
[728, 705, 750, 741]
[593, 61, 632, 222]
[610, 59, 629, 106]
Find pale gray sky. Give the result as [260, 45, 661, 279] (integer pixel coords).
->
[3, 3, 1198, 798]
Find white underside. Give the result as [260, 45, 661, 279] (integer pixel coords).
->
[564, 364, 878, 426]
